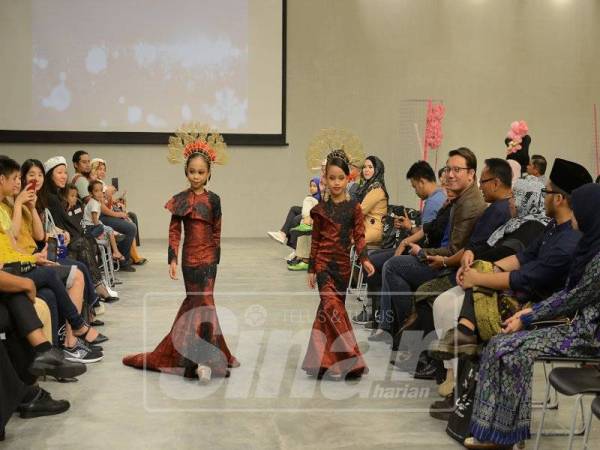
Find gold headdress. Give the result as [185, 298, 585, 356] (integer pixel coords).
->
[167, 122, 228, 166]
[306, 128, 365, 171]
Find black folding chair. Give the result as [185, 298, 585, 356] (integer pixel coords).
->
[534, 363, 600, 450]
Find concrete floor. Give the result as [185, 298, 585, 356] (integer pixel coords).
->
[4, 239, 600, 449]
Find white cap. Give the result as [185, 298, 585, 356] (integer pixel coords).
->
[43, 156, 68, 173]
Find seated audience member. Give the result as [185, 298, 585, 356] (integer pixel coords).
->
[430, 158, 591, 359]
[21, 160, 108, 322]
[463, 182, 600, 449]
[426, 175, 549, 398]
[37, 157, 121, 296]
[0, 270, 86, 441]
[0, 157, 104, 362]
[71, 150, 92, 203]
[287, 191, 320, 269]
[356, 165, 449, 326]
[91, 158, 146, 264]
[354, 156, 389, 246]
[526, 154, 547, 183]
[379, 159, 514, 383]
[368, 148, 489, 343]
[268, 177, 321, 246]
[83, 180, 124, 261]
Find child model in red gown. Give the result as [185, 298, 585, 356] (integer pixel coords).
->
[123, 124, 238, 383]
[302, 150, 375, 380]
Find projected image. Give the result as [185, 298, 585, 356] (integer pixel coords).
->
[32, 0, 248, 132]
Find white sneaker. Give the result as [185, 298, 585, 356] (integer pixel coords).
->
[197, 365, 212, 385]
[285, 251, 296, 261]
[267, 231, 286, 245]
[106, 285, 119, 298]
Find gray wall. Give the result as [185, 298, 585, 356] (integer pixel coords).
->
[2, 0, 599, 238]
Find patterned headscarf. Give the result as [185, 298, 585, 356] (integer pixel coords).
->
[487, 175, 549, 246]
[355, 155, 388, 202]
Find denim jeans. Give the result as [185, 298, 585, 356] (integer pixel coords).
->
[22, 266, 85, 331]
[378, 255, 440, 331]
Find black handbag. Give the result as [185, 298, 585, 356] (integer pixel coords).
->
[380, 205, 420, 249]
[446, 356, 479, 443]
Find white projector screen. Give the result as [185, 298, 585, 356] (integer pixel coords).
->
[0, 0, 285, 145]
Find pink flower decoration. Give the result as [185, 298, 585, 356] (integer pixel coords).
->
[425, 103, 445, 150]
[506, 120, 529, 154]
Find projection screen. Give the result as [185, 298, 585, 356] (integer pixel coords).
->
[0, 0, 286, 145]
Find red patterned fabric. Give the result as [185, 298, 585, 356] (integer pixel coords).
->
[123, 190, 237, 378]
[302, 199, 369, 378]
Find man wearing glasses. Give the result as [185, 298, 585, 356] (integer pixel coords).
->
[369, 148, 486, 344]
[432, 158, 592, 358]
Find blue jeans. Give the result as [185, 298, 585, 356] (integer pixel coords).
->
[378, 255, 440, 331]
[22, 267, 85, 331]
[100, 215, 137, 262]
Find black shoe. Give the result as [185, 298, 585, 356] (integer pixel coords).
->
[429, 394, 454, 421]
[133, 258, 148, 266]
[18, 388, 70, 418]
[100, 296, 119, 303]
[29, 347, 87, 379]
[413, 361, 438, 380]
[92, 333, 109, 345]
[287, 257, 300, 266]
[91, 319, 104, 327]
[119, 264, 136, 272]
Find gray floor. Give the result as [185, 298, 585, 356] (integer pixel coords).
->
[4, 239, 599, 449]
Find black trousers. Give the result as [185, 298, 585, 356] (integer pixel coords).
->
[0, 340, 27, 432]
[281, 206, 302, 237]
[366, 248, 395, 324]
[459, 289, 477, 324]
[0, 294, 43, 338]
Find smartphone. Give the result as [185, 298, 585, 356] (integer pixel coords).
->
[111, 177, 119, 192]
[27, 180, 37, 191]
[47, 237, 58, 262]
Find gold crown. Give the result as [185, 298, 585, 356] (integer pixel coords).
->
[306, 128, 364, 171]
[167, 122, 228, 166]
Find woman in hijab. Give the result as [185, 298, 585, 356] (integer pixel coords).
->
[465, 183, 600, 449]
[355, 156, 388, 245]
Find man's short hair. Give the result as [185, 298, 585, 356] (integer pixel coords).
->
[530, 154, 547, 175]
[72, 150, 88, 165]
[448, 147, 477, 171]
[406, 160, 436, 182]
[484, 158, 513, 188]
[0, 155, 20, 177]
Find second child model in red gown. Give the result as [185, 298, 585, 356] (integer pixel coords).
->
[302, 150, 375, 380]
[123, 127, 238, 383]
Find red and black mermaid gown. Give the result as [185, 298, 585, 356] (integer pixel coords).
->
[302, 199, 369, 378]
[123, 189, 238, 378]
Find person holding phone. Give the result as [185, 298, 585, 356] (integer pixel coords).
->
[90, 158, 146, 268]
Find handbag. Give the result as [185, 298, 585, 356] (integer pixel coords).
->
[446, 357, 479, 443]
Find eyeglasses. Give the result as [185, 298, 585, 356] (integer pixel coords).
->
[541, 188, 562, 195]
[442, 166, 471, 175]
[479, 177, 495, 184]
